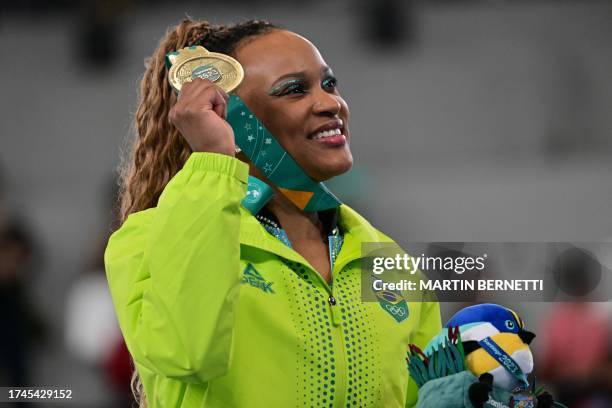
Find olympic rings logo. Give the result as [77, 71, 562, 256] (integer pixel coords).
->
[384, 303, 406, 317]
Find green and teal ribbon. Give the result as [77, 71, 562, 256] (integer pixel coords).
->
[242, 176, 274, 215]
[227, 95, 341, 212]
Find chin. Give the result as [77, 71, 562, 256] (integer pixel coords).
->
[311, 156, 353, 182]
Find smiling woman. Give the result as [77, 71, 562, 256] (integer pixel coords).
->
[232, 29, 352, 182]
[104, 18, 441, 408]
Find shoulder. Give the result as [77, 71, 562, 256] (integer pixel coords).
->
[110, 208, 156, 239]
[338, 204, 396, 244]
[105, 208, 156, 263]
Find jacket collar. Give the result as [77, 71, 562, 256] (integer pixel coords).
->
[239, 204, 392, 273]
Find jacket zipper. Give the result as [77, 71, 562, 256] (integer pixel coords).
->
[266, 220, 349, 407]
[295, 234, 347, 408]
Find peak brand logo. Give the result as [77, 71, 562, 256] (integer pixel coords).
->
[242, 264, 275, 294]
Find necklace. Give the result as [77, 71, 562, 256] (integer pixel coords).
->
[255, 213, 291, 247]
[254, 212, 344, 270]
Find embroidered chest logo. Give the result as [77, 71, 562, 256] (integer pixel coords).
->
[375, 289, 409, 323]
[242, 264, 275, 294]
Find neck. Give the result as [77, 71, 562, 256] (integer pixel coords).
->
[266, 187, 324, 242]
[245, 160, 327, 242]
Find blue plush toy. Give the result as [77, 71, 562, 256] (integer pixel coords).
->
[408, 304, 564, 408]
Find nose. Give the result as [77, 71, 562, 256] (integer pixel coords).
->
[312, 89, 341, 116]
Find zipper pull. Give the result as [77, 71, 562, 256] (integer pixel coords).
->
[328, 295, 342, 326]
[327, 233, 344, 326]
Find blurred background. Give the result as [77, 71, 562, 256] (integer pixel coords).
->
[1, 0, 611, 406]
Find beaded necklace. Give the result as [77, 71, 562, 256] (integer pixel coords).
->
[255, 209, 344, 271]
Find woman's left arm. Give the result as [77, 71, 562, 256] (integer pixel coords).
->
[405, 300, 442, 408]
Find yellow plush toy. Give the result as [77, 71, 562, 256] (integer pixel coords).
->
[408, 304, 563, 408]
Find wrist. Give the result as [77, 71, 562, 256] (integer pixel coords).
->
[191, 142, 236, 157]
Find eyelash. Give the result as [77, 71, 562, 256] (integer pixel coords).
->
[279, 76, 338, 96]
[322, 77, 338, 91]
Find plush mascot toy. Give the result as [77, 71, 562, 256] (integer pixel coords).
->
[408, 304, 566, 408]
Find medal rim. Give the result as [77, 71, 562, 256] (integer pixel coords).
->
[167, 47, 244, 93]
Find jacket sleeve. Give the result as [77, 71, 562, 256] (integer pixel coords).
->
[405, 300, 442, 408]
[104, 152, 248, 384]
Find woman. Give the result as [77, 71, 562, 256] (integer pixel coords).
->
[105, 18, 441, 408]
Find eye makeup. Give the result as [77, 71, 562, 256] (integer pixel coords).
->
[322, 75, 338, 90]
[268, 74, 339, 97]
[268, 79, 305, 96]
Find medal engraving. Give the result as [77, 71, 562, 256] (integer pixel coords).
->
[167, 46, 244, 93]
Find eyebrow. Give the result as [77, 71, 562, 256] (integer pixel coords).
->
[268, 66, 334, 94]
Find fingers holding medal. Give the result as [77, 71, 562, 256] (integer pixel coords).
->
[167, 46, 244, 155]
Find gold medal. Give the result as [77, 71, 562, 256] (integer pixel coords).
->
[166, 45, 244, 93]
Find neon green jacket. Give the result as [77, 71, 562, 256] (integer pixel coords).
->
[104, 152, 441, 408]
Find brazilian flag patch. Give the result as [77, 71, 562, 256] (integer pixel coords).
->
[375, 289, 409, 323]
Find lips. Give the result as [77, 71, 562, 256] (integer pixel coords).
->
[309, 119, 344, 140]
[312, 133, 346, 147]
[313, 128, 342, 140]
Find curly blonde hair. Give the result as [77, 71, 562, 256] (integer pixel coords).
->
[120, 18, 278, 222]
[119, 18, 278, 407]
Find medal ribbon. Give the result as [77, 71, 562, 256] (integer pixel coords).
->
[227, 95, 341, 212]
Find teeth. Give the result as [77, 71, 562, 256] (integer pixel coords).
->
[313, 128, 342, 140]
